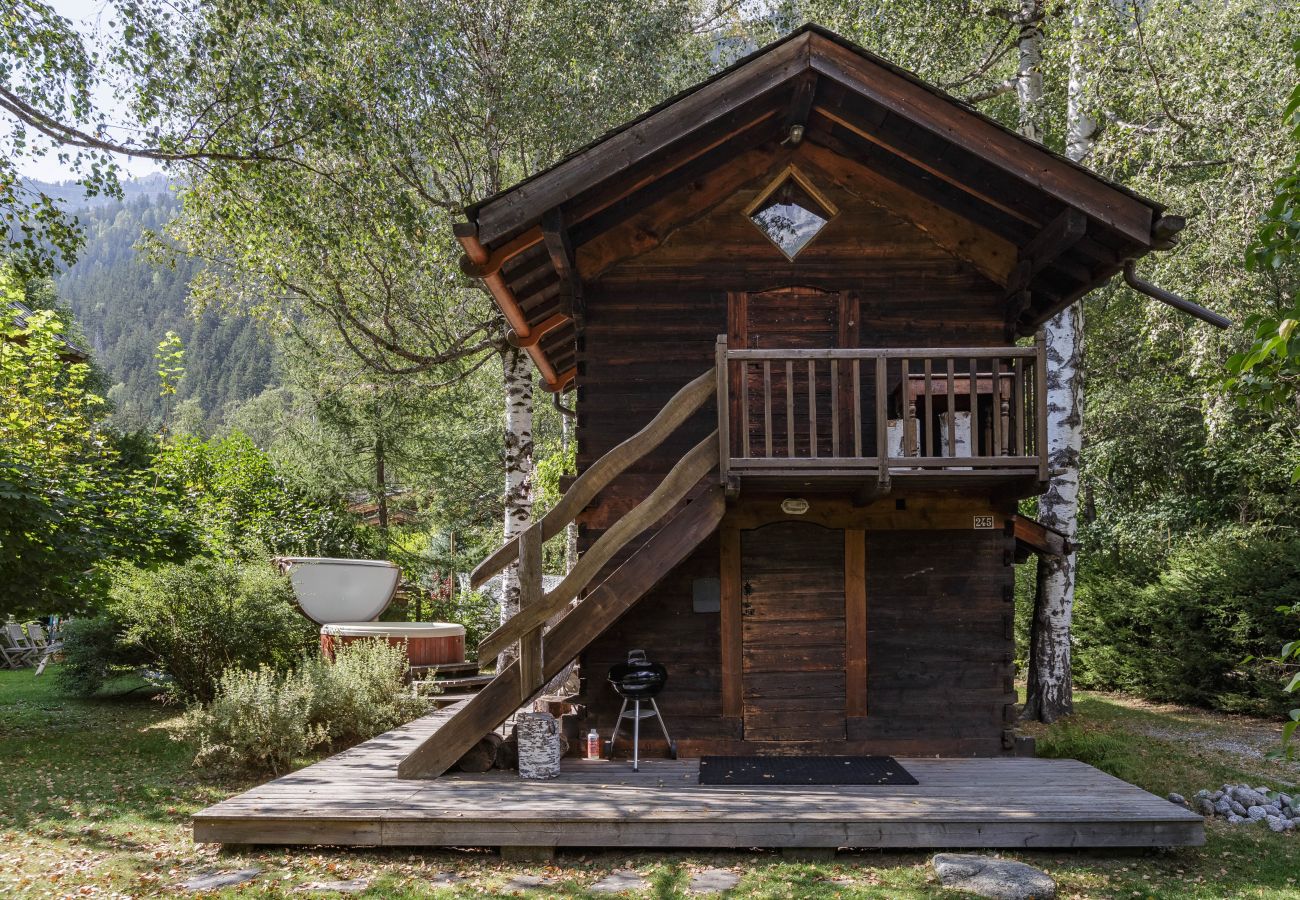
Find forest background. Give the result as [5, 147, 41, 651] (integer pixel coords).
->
[4, 0, 1299, 716]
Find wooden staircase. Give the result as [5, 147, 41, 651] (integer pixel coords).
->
[398, 368, 723, 779]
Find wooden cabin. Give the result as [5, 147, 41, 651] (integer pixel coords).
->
[393, 23, 1197, 777]
[195, 25, 1216, 851]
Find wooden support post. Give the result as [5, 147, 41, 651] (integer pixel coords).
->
[716, 336, 730, 483]
[845, 529, 867, 718]
[875, 356, 888, 484]
[720, 527, 742, 718]
[1035, 331, 1049, 481]
[517, 523, 544, 702]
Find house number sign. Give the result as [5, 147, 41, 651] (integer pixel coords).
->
[973, 515, 995, 529]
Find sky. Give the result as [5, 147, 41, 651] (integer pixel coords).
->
[17, 0, 162, 183]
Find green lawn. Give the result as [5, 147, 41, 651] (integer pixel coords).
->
[2, 668, 1299, 898]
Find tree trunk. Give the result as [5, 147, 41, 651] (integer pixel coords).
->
[561, 408, 577, 572]
[499, 344, 534, 671]
[1014, 0, 1047, 143]
[1023, 6, 1095, 724]
[374, 434, 388, 531]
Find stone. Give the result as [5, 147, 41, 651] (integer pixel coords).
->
[1195, 789, 1211, 800]
[1214, 799, 1232, 815]
[1233, 787, 1264, 807]
[589, 870, 648, 894]
[503, 874, 555, 891]
[1227, 814, 1245, 825]
[181, 869, 261, 891]
[1210, 790, 1224, 801]
[1280, 793, 1294, 807]
[1267, 816, 1288, 833]
[689, 868, 742, 894]
[1229, 800, 1248, 816]
[1195, 798, 1216, 817]
[1284, 819, 1297, 831]
[429, 872, 463, 886]
[932, 854, 1056, 900]
[1166, 792, 1187, 806]
[296, 878, 370, 894]
[1266, 804, 1283, 817]
[1248, 805, 1268, 821]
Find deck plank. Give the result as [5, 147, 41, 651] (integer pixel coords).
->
[193, 712, 1204, 849]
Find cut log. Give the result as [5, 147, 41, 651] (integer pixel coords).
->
[454, 732, 503, 773]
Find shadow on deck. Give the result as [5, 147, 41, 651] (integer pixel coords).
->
[193, 708, 1204, 850]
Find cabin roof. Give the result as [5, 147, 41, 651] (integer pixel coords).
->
[457, 24, 1181, 392]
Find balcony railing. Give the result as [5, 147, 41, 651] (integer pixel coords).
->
[715, 335, 1047, 482]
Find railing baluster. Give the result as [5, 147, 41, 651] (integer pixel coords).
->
[852, 358, 862, 457]
[923, 358, 934, 458]
[808, 359, 818, 458]
[1014, 357, 1025, 456]
[875, 356, 888, 472]
[946, 358, 956, 457]
[831, 357, 840, 457]
[741, 360, 751, 459]
[900, 357, 912, 456]
[969, 357, 979, 456]
[786, 360, 795, 458]
[991, 357, 1003, 458]
[763, 361, 773, 458]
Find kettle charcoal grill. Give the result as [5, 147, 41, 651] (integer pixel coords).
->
[607, 649, 675, 770]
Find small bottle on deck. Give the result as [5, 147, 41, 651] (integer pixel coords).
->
[587, 729, 600, 760]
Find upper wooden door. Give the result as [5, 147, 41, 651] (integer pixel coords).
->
[740, 521, 847, 742]
[728, 288, 858, 459]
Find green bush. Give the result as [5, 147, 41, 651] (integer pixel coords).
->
[180, 639, 428, 773]
[302, 639, 427, 744]
[182, 665, 328, 775]
[422, 588, 497, 651]
[1074, 526, 1300, 715]
[105, 555, 314, 702]
[55, 614, 150, 696]
[1036, 723, 1141, 784]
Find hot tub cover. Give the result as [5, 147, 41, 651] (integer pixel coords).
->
[281, 557, 400, 624]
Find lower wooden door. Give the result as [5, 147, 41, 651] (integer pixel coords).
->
[740, 521, 847, 743]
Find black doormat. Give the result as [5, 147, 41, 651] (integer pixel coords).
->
[698, 755, 918, 786]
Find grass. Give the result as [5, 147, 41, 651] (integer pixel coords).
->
[3, 670, 1300, 898]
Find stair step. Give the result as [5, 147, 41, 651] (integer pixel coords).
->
[425, 674, 495, 690]
[427, 692, 483, 707]
[409, 661, 480, 677]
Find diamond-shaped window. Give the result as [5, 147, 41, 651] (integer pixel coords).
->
[746, 167, 837, 260]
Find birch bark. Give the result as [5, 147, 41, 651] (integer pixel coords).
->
[500, 343, 534, 670]
[1023, 6, 1096, 724]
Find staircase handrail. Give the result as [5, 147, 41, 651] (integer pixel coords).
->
[469, 366, 717, 589]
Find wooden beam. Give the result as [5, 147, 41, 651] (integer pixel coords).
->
[541, 208, 582, 321]
[472, 32, 813, 244]
[1012, 514, 1067, 557]
[398, 487, 726, 779]
[459, 226, 544, 278]
[807, 34, 1156, 244]
[782, 71, 818, 134]
[576, 148, 793, 278]
[720, 527, 742, 718]
[795, 142, 1016, 286]
[516, 523, 544, 700]
[1004, 208, 1088, 296]
[844, 528, 867, 717]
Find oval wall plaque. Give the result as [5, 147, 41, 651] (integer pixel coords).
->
[780, 497, 810, 515]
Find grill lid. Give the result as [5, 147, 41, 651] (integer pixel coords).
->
[608, 649, 668, 699]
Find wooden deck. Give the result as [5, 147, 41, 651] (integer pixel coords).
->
[194, 710, 1204, 849]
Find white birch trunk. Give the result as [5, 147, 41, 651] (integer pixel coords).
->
[500, 344, 534, 670]
[1023, 7, 1096, 724]
[1015, 0, 1047, 143]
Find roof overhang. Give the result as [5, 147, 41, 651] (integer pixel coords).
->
[457, 24, 1220, 390]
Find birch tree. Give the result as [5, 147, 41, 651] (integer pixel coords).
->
[1021, 3, 1093, 723]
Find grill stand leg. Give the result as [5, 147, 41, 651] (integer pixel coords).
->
[632, 699, 641, 772]
[608, 698, 628, 760]
[650, 698, 672, 748]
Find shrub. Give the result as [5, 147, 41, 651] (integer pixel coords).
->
[181, 665, 328, 775]
[423, 588, 497, 651]
[1074, 526, 1300, 715]
[107, 555, 315, 702]
[180, 639, 427, 773]
[56, 614, 150, 696]
[1036, 723, 1140, 784]
[303, 639, 427, 744]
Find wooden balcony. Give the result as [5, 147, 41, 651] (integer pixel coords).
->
[716, 335, 1047, 494]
